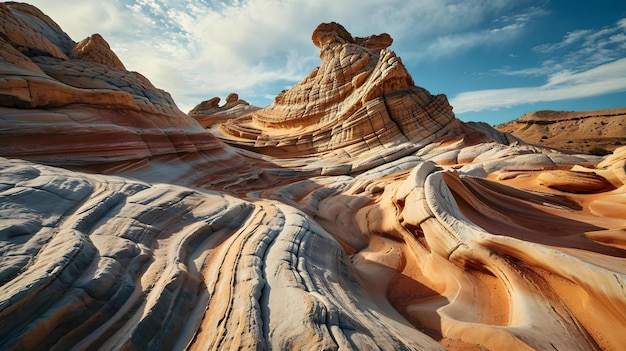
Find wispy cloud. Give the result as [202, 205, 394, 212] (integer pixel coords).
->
[27, 0, 544, 112]
[451, 57, 626, 113]
[533, 29, 591, 54]
[424, 22, 523, 58]
[401, 5, 547, 61]
[452, 16, 626, 113]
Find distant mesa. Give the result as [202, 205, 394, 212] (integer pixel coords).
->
[496, 108, 626, 154]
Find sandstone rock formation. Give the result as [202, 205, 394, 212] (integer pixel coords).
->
[0, 1, 252, 185]
[72, 33, 126, 70]
[216, 22, 474, 163]
[189, 93, 261, 128]
[496, 108, 626, 154]
[1, 6, 626, 351]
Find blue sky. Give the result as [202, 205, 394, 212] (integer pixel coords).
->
[28, 0, 626, 125]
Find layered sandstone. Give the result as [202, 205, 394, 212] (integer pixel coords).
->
[189, 93, 261, 128]
[214, 22, 474, 162]
[0, 2, 251, 185]
[1, 6, 626, 351]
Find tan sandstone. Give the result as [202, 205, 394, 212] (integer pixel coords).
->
[1, 6, 625, 351]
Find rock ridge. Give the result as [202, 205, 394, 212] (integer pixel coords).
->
[189, 93, 261, 128]
[496, 108, 626, 154]
[213, 22, 468, 161]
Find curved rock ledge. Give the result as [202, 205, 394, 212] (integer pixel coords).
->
[1, 4, 626, 351]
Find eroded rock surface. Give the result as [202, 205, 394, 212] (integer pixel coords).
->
[189, 93, 261, 128]
[0, 2, 253, 186]
[216, 22, 474, 162]
[1, 6, 626, 351]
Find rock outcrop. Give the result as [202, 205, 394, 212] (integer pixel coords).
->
[496, 108, 626, 154]
[0, 2, 251, 185]
[189, 93, 261, 128]
[71, 33, 126, 70]
[216, 22, 474, 163]
[1, 6, 626, 351]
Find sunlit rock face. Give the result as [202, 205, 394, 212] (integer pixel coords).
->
[189, 93, 261, 129]
[0, 2, 251, 186]
[215, 22, 474, 161]
[496, 108, 626, 154]
[2, 5, 626, 351]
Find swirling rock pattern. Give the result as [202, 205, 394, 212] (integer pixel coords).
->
[216, 22, 467, 161]
[1, 6, 626, 351]
[0, 2, 253, 186]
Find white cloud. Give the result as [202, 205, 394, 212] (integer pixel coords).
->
[26, 0, 544, 112]
[451, 58, 626, 113]
[25, 1, 140, 40]
[533, 29, 590, 53]
[498, 17, 626, 80]
[423, 22, 523, 59]
[454, 16, 626, 114]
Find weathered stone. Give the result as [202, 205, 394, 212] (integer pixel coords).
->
[1, 5, 626, 351]
[537, 169, 614, 193]
[71, 33, 126, 70]
[216, 22, 462, 161]
[189, 94, 260, 128]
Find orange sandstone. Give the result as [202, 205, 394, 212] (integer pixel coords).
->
[1, 6, 625, 351]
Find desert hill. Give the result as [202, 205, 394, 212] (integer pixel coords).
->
[1, 3, 626, 351]
[496, 108, 626, 154]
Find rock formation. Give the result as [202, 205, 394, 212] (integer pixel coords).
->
[1, 5, 626, 351]
[189, 93, 261, 128]
[71, 33, 126, 70]
[0, 2, 251, 185]
[496, 108, 626, 154]
[215, 22, 472, 162]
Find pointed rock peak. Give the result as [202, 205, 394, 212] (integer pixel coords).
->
[0, 2, 72, 59]
[217, 22, 457, 158]
[72, 33, 126, 70]
[312, 22, 392, 52]
[225, 93, 239, 104]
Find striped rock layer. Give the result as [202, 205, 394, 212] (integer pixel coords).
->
[1, 5, 626, 351]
